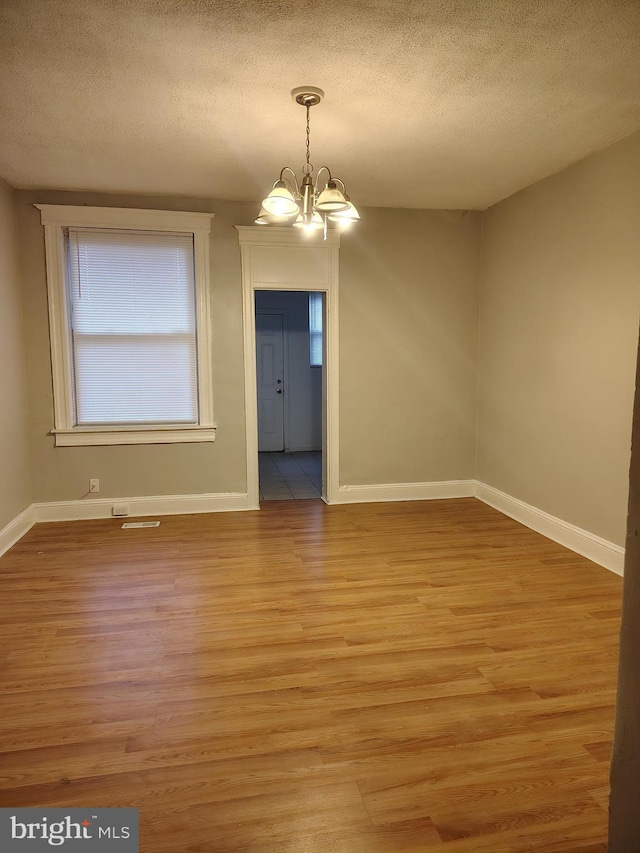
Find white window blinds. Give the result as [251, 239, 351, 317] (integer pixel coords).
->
[67, 228, 198, 425]
[309, 291, 323, 367]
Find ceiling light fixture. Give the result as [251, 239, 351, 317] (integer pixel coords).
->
[258, 87, 360, 236]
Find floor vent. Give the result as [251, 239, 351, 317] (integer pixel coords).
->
[121, 521, 161, 529]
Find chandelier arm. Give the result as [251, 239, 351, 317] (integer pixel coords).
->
[314, 165, 333, 192]
[331, 177, 347, 194]
[279, 167, 301, 197]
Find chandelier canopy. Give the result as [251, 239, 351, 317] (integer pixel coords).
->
[258, 87, 360, 235]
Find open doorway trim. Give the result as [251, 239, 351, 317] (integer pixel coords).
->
[236, 226, 340, 508]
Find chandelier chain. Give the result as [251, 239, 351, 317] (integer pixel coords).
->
[302, 105, 313, 176]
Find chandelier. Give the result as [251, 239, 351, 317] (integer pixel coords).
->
[257, 86, 360, 235]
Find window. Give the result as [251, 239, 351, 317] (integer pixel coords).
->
[37, 205, 215, 446]
[309, 291, 323, 367]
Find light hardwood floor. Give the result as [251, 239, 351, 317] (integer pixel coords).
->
[0, 498, 622, 851]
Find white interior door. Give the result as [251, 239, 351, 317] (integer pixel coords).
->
[256, 311, 285, 452]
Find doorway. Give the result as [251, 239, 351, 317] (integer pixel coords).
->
[237, 224, 340, 508]
[255, 291, 323, 501]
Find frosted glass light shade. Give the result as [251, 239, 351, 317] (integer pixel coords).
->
[255, 207, 297, 225]
[327, 200, 361, 224]
[315, 181, 349, 212]
[262, 181, 300, 216]
[255, 207, 272, 224]
[293, 212, 324, 231]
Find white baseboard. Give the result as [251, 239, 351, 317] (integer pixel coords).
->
[2, 480, 624, 578]
[335, 480, 475, 504]
[474, 481, 625, 576]
[33, 491, 256, 522]
[0, 505, 36, 558]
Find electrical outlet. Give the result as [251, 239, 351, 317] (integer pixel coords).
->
[89, 478, 100, 493]
[112, 504, 129, 517]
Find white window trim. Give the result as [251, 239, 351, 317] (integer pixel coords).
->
[37, 205, 216, 447]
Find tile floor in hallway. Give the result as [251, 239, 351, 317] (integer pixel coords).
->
[259, 451, 322, 501]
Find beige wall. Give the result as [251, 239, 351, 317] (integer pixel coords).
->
[477, 131, 640, 546]
[0, 178, 32, 527]
[17, 193, 480, 503]
[340, 208, 481, 484]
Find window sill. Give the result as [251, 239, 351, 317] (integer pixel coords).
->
[51, 425, 217, 447]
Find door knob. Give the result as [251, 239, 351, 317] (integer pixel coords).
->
[277, 388, 283, 394]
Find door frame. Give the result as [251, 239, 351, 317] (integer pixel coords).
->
[237, 226, 340, 508]
[255, 308, 289, 452]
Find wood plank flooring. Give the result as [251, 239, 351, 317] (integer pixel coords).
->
[0, 498, 622, 851]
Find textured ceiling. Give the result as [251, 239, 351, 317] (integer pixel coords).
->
[1, 0, 640, 210]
